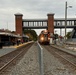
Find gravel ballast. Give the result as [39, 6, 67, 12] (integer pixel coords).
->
[1, 43, 76, 75]
[43, 46, 76, 75]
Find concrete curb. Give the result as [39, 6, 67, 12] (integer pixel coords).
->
[51, 45, 76, 56]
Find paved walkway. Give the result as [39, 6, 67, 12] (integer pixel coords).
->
[0, 41, 33, 57]
[0, 47, 16, 57]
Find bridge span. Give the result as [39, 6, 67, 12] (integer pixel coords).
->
[15, 13, 76, 40]
[23, 18, 76, 29]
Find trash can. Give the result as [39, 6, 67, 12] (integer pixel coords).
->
[0, 42, 3, 49]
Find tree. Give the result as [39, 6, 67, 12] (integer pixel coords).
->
[66, 31, 71, 39]
[23, 29, 37, 41]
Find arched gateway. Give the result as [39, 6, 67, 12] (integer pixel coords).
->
[14, 13, 54, 37]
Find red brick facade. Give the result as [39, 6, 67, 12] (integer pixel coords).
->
[15, 13, 54, 37]
[15, 13, 23, 36]
[47, 13, 54, 35]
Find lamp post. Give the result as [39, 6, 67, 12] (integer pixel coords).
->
[65, 1, 72, 41]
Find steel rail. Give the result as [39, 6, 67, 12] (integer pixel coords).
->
[0, 42, 33, 73]
[55, 52, 76, 67]
[0, 50, 23, 72]
[48, 45, 76, 68]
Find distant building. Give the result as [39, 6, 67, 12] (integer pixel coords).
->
[0, 29, 21, 46]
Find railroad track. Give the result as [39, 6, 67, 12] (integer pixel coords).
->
[43, 45, 76, 70]
[0, 42, 34, 74]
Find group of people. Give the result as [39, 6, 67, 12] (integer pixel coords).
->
[12, 39, 24, 46]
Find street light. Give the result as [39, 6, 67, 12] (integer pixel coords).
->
[65, 1, 72, 41]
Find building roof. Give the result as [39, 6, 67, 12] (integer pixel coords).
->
[0, 32, 21, 37]
[14, 13, 23, 16]
[23, 34, 29, 38]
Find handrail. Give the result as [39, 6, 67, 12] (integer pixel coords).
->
[37, 41, 44, 75]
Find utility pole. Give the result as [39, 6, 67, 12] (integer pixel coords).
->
[65, 1, 67, 40]
[65, 1, 72, 41]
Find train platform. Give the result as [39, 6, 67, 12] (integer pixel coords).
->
[0, 41, 33, 57]
[0, 47, 16, 57]
[51, 44, 76, 56]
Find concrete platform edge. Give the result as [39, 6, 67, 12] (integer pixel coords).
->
[51, 45, 76, 56]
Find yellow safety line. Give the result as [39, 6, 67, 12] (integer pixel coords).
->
[14, 41, 34, 48]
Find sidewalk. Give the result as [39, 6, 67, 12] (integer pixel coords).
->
[51, 44, 76, 56]
[0, 41, 33, 57]
[0, 47, 16, 57]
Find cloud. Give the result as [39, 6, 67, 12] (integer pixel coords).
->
[0, 0, 75, 35]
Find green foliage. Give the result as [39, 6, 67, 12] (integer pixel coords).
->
[23, 29, 37, 41]
[66, 31, 71, 39]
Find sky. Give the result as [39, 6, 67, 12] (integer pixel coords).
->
[0, 0, 76, 35]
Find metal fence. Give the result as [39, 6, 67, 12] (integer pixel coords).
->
[37, 41, 44, 75]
